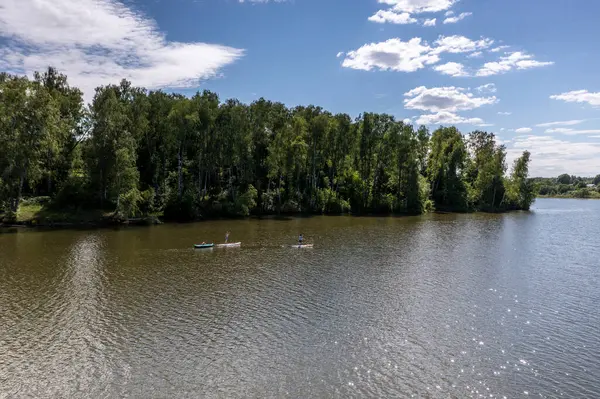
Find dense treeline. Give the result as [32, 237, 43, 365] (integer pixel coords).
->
[0, 68, 535, 222]
[533, 174, 600, 199]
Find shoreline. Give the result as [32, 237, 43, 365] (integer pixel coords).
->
[1, 208, 533, 232]
[537, 195, 600, 200]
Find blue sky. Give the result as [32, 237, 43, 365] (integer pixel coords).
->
[1, 0, 600, 176]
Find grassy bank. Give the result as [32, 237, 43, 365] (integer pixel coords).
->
[15, 203, 109, 225]
[1, 199, 161, 228]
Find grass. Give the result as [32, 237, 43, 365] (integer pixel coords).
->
[15, 203, 111, 225]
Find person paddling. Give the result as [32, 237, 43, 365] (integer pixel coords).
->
[225, 231, 230, 243]
[298, 233, 304, 245]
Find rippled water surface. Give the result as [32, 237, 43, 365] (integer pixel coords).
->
[1, 198, 600, 398]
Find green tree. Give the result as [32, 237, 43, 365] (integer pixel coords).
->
[2, 67, 543, 221]
[0, 76, 62, 216]
[86, 80, 140, 213]
[556, 173, 571, 185]
[506, 151, 535, 210]
[427, 127, 468, 211]
[466, 131, 507, 211]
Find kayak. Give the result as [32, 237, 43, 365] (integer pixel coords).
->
[194, 243, 214, 249]
[291, 244, 313, 248]
[216, 242, 241, 248]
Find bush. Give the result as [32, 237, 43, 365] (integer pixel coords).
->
[572, 188, 591, 198]
[235, 185, 258, 216]
[316, 188, 351, 214]
[164, 190, 201, 221]
[281, 199, 301, 213]
[53, 174, 94, 208]
[538, 185, 555, 196]
[116, 188, 143, 219]
[260, 189, 277, 214]
[372, 193, 395, 214]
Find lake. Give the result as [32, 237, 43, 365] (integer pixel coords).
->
[1, 198, 599, 398]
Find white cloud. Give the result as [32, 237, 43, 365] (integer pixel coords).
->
[467, 51, 483, 58]
[0, 0, 244, 102]
[482, 52, 553, 75]
[445, 10, 455, 16]
[341, 38, 439, 72]
[506, 135, 600, 176]
[342, 35, 497, 75]
[433, 35, 494, 54]
[545, 128, 574, 134]
[544, 128, 573, 134]
[443, 12, 472, 24]
[477, 52, 553, 77]
[515, 127, 532, 133]
[368, 10, 417, 24]
[497, 111, 512, 115]
[404, 86, 497, 113]
[403, 118, 413, 124]
[336, 51, 345, 58]
[433, 62, 468, 77]
[550, 90, 600, 107]
[476, 83, 497, 93]
[490, 45, 510, 53]
[545, 128, 600, 135]
[535, 119, 586, 127]
[369, 0, 458, 25]
[380, 0, 458, 14]
[415, 111, 485, 126]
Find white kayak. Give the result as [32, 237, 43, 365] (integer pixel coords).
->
[291, 244, 313, 248]
[216, 242, 241, 248]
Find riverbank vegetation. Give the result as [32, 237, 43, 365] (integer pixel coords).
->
[533, 175, 600, 199]
[0, 68, 535, 224]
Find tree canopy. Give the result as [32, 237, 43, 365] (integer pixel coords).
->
[0, 68, 536, 221]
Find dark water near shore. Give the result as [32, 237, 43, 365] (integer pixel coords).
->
[1, 198, 600, 398]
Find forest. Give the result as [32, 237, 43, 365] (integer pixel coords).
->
[0, 68, 535, 224]
[533, 174, 600, 199]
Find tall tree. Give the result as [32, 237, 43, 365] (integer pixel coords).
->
[506, 151, 535, 210]
[427, 127, 468, 211]
[86, 81, 139, 210]
[0, 76, 62, 215]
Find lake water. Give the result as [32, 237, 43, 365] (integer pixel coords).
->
[1, 198, 599, 398]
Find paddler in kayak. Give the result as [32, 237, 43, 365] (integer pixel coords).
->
[225, 231, 230, 243]
[298, 233, 304, 245]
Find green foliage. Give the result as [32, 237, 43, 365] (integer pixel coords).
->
[235, 185, 258, 216]
[1, 68, 540, 222]
[116, 188, 142, 219]
[427, 127, 468, 211]
[532, 175, 600, 199]
[465, 131, 507, 211]
[316, 187, 351, 214]
[556, 173, 572, 185]
[505, 151, 536, 210]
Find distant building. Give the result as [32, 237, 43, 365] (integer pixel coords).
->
[587, 184, 595, 188]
